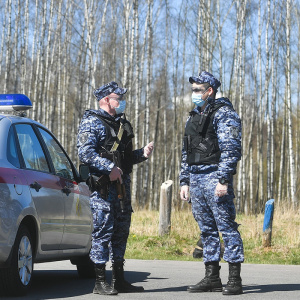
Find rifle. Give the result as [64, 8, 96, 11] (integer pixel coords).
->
[100, 151, 127, 214]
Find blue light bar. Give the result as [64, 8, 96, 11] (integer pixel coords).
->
[0, 94, 32, 111]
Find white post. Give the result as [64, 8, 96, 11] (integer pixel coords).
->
[159, 180, 173, 236]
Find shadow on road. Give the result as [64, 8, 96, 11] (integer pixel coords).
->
[244, 284, 300, 294]
[2, 270, 150, 300]
[2, 268, 300, 299]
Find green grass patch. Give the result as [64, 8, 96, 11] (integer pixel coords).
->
[125, 210, 300, 265]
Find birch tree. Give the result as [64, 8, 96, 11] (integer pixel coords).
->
[4, 0, 12, 93]
[286, 0, 297, 207]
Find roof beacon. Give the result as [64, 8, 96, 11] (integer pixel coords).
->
[0, 94, 33, 116]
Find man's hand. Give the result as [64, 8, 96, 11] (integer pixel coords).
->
[215, 182, 228, 197]
[180, 185, 190, 201]
[143, 141, 154, 158]
[109, 166, 123, 183]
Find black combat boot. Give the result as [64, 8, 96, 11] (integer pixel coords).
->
[187, 262, 222, 292]
[222, 263, 243, 295]
[93, 264, 118, 295]
[112, 261, 144, 293]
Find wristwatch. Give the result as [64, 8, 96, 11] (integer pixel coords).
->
[219, 178, 228, 185]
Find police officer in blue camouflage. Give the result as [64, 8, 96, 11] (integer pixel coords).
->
[180, 71, 244, 295]
[77, 81, 154, 295]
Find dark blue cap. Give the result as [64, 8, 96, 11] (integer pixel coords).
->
[189, 71, 221, 91]
[93, 81, 127, 100]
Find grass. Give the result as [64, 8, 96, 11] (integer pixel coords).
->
[125, 208, 300, 265]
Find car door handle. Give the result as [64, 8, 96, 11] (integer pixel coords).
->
[30, 181, 42, 192]
[62, 186, 71, 196]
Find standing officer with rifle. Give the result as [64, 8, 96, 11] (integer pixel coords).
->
[77, 81, 154, 295]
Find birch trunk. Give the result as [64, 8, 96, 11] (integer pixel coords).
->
[44, 0, 55, 129]
[0, 0, 9, 78]
[4, 0, 12, 93]
[278, 106, 287, 205]
[132, 0, 139, 207]
[29, 0, 39, 107]
[57, 1, 62, 139]
[13, 0, 21, 90]
[143, 0, 153, 207]
[286, 0, 297, 207]
[21, 0, 29, 94]
[164, 0, 170, 182]
[217, 0, 222, 93]
[257, 0, 264, 207]
[92, 0, 109, 90]
[38, 0, 47, 123]
[138, 2, 149, 208]
[265, 0, 271, 200]
[83, 0, 94, 109]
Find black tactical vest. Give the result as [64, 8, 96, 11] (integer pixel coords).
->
[183, 104, 227, 165]
[91, 113, 135, 174]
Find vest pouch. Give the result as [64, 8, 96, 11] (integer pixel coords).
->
[183, 136, 189, 152]
[123, 121, 134, 139]
[197, 137, 219, 156]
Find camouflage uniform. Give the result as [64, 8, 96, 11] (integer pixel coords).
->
[180, 74, 244, 264]
[77, 108, 146, 265]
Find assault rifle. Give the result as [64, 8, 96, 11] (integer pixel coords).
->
[99, 151, 127, 214]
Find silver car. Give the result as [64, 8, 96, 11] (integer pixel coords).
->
[0, 94, 93, 296]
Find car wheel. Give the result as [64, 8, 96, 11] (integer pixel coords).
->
[75, 255, 95, 278]
[0, 225, 33, 296]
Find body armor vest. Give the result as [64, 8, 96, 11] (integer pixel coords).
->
[183, 104, 226, 165]
[92, 113, 135, 174]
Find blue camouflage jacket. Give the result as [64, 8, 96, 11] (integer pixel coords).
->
[77, 108, 146, 175]
[179, 97, 242, 186]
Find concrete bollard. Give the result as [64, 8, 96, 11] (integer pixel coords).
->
[262, 199, 275, 247]
[158, 180, 173, 236]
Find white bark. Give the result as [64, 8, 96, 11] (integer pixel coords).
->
[143, 0, 153, 204]
[0, 0, 9, 78]
[21, 0, 29, 94]
[4, 0, 12, 93]
[266, 0, 271, 199]
[132, 0, 139, 207]
[44, 0, 55, 129]
[286, 0, 297, 206]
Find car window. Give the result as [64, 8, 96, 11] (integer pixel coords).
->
[15, 124, 50, 172]
[7, 126, 20, 168]
[38, 128, 74, 180]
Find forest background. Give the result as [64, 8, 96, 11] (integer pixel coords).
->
[1, 0, 300, 215]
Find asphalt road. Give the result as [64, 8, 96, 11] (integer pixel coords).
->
[2, 259, 300, 300]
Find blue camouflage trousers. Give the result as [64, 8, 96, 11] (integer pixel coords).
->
[89, 175, 132, 265]
[190, 171, 244, 263]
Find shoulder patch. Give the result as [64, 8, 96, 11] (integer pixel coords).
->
[79, 132, 89, 144]
[230, 126, 239, 138]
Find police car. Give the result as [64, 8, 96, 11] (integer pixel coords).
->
[0, 94, 93, 296]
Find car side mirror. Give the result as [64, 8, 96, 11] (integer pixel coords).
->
[79, 164, 90, 182]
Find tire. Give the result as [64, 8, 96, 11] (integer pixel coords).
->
[75, 255, 95, 278]
[0, 225, 34, 296]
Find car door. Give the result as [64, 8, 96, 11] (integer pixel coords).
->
[37, 127, 92, 250]
[14, 124, 65, 251]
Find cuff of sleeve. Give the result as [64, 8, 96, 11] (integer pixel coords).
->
[141, 147, 148, 158]
[218, 174, 232, 182]
[107, 162, 115, 172]
[140, 148, 148, 161]
[180, 181, 189, 187]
